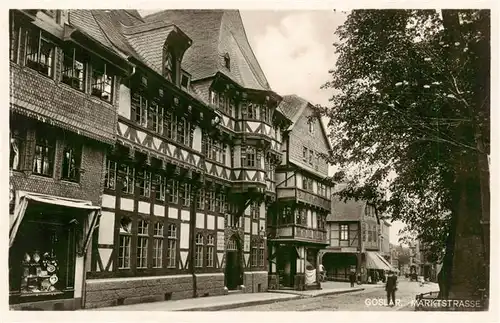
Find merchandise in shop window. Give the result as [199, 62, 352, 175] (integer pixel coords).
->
[20, 249, 60, 295]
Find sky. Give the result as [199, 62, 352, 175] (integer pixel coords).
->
[139, 9, 405, 245]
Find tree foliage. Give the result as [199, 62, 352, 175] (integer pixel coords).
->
[320, 10, 489, 268]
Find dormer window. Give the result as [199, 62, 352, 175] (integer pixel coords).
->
[163, 47, 176, 83]
[224, 53, 230, 70]
[180, 72, 190, 89]
[308, 120, 315, 135]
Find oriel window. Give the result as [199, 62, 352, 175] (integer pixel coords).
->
[62, 46, 86, 91]
[25, 28, 54, 77]
[61, 143, 82, 182]
[32, 131, 55, 177]
[91, 58, 113, 102]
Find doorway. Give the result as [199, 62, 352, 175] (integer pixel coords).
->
[277, 246, 297, 288]
[224, 236, 242, 290]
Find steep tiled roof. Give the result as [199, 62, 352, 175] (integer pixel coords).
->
[278, 94, 334, 152]
[327, 196, 367, 222]
[277, 94, 309, 122]
[68, 10, 116, 53]
[144, 10, 271, 91]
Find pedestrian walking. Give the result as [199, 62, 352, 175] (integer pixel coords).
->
[385, 270, 398, 307]
[349, 269, 356, 287]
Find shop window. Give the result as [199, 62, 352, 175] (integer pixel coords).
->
[62, 47, 86, 91]
[195, 233, 203, 268]
[168, 179, 179, 204]
[197, 188, 205, 210]
[61, 143, 82, 182]
[181, 183, 191, 207]
[32, 131, 55, 177]
[10, 128, 25, 171]
[104, 159, 117, 190]
[118, 216, 132, 269]
[251, 245, 258, 267]
[25, 28, 55, 77]
[340, 224, 349, 241]
[259, 240, 265, 267]
[91, 59, 113, 103]
[153, 222, 163, 268]
[155, 174, 167, 201]
[137, 168, 152, 198]
[166, 224, 177, 268]
[206, 235, 214, 267]
[136, 220, 148, 269]
[120, 164, 135, 195]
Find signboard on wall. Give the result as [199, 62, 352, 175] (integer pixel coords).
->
[244, 235, 250, 252]
[217, 231, 225, 251]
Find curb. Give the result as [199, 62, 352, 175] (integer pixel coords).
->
[178, 287, 372, 311]
[176, 295, 302, 311]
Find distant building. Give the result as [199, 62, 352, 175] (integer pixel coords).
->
[379, 221, 391, 263]
[321, 192, 394, 283]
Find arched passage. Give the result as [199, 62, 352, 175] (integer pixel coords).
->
[224, 234, 243, 290]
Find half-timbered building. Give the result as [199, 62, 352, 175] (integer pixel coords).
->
[267, 95, 333, 291]
[8, 9, 128, 310]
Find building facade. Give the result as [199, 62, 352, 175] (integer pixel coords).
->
[380, 221, 391, 263]
[10, 9, 324, 310]
[267, 95, 333, 291]
[8, 9, 125, 310]
[321, 194, 394, 283]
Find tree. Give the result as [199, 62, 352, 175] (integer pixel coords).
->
[320, 9, 489, 302]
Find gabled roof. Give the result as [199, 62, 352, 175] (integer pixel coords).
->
[144, 10, 271, 91]
[68, 10, 118, 54]
[278, 94, 333, 152]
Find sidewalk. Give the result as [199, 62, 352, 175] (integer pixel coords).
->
[86, 281, 383, 311]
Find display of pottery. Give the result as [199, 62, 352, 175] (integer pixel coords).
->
[32, 251, 40, 263]
[49, 275, 58, 285]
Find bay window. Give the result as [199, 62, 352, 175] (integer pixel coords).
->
[241, 146, 258, 167]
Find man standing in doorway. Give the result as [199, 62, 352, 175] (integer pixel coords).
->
[385, 270, 398, 306]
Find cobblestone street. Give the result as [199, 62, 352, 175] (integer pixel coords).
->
[227, 279, 439, 311]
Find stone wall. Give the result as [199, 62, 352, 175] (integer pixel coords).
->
[85, 274, 193, 309]
[195, 273, 225, 297]
[243, 271, 268, 293]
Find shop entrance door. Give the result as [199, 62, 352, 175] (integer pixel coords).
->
[277, 246, 296, 288]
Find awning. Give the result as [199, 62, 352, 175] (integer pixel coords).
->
[365, 251, 392, 271]
[375, 253, 397, 272]
[9, 191, 101, 255]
